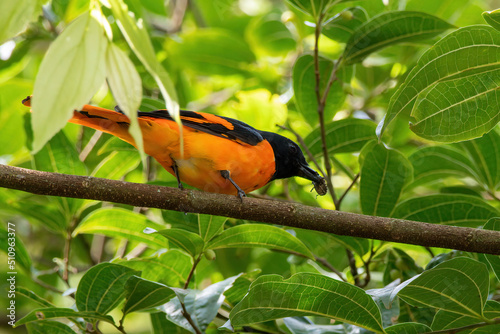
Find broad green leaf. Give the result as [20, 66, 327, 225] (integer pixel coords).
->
[286, 0, 338, 19]
[0, 80, 30, 155]
[293, 55, 345, 126]
[123, 276, 176, 316]
[366, 279, 402, 328]
[16, 287, 54, 308]
[155, 229, 204, 257]
[105, 42, 144, 157]
[160, 275, 240, 333]
[91, 150, 141, 179]
[33, 131, 86, 175]
[73, 208, 167, 249]
[459, 129, 500, 190]
[393, 194, 499, 227]
[171, 28, 256, 75]
[75, 263, 139, 314]
[97, 136, 136, 155]
[283, 317, 358, 334]
[482, 218, 500, 281]
[107, 0, 179, 129]
[0, 224, 32, 273]
[230, 273, 385, 333]
[0, 0, 39, 44]
[380, 25, 500, 136]
[206, 224, 314, 259]
[322, 7, 368, 43]
[484, 300, 500, 320]
[247, 14, 296, 56]
[223, 270, 261, 306]
[359, 142, 412, 217]
[329, 234, 370, 257]
[150, 312, 186, 334]
[343, 11, 453, 65]
[399, 257, 489, 318]
[15, 307, 115, 327]
[26, 321, 76, 334]
[410, 67, 500, 142]
[31, 11, 107, 153]
[303, 118, 377, 157]
[408, 146, 478, 188]
[385, 323, 431, 334]
[118, 250, 191, 287]
[5, 201, 67, 234]
[483, 9, 500, 31]
[431, 309, 479, 331]
[198, 214, 227, 243]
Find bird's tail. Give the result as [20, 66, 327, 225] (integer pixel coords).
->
[22, 96, 135, 145]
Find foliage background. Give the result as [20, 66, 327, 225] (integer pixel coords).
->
[0, 0, 500, 333]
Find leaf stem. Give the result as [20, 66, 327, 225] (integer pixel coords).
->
[336, 173, 360, 210]
[180, 300, 203, 334]
[184, 253, 202, 289]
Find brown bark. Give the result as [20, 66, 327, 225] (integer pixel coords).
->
[1, 164, 500, 255]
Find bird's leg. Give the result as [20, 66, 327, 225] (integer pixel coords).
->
[220, 170, 246, 201]
[171, 158, 184, 190]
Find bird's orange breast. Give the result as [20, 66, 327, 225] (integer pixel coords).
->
[132, 116, 276, 195]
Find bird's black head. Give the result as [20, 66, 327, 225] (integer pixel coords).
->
[261, 131, 327, 195]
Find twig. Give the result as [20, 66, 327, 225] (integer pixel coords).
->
[314, 256, 347, 282]
[180, 301, 203, 334]
[2, 165, 500, 255]
[336, 173, 360, 211]
[346, 249, 359, 286]
[184, 254, 202, 289]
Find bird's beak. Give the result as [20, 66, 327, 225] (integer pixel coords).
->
[297, 164, 328, 196]
[297, 164, 322, 183]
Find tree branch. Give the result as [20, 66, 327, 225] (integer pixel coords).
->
[1, 164, 500, 255]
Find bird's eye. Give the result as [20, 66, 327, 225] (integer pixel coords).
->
[289, 144, 298, 154]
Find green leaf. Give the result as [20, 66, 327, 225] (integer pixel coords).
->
[0, 224, 32, 273]
[105, 42, 144, 157]
[91, 151, 141, 179]
[409, 67, 500, 142]
[123, 276, 176, 316]
[343, 11, 453, 65]
[107, 0, 179, 127]
[247, 14, 296, 56]
[230, 273, 385, 333]
[25, 320, 77, 334]
[5, 201, 68, 234]
[359, 142, 412, 217]
[15, 307, 115, 327]
[385, 323, 432, 334]
[408, 146, 478, 188]
[160, 275, 240, 333]
[483, 9, 500, 31]
[393, 194, 499, 227]
[33, 131, 86, 175]
[482, 218, 500, 281]
[224, 270, 261, 306]
[293, 55, 345, 126]
[171, 28, 256, 76]
[155, 229, 204, 257]
[198, 214, 227, 243]
[16, 287, 54, 308]
[380, 25, 500, 136]
[118, 250, 191, 287]
[0, 0, 39, 44]
[303, 118, 377, 157]
[322, 7, 368, 43]
[31, 11, 107, 153]
[286, 0, 338, 19]
[150, 312, 186, 334]
[399, 257, 489, 318]
[459, 129, 500, 190]
[0, 80, 30, 155]
[75, 263, 139, 314]
[484, 300, 500, 320]
[431, 309, 479, 331]
[206, 224, 314, 259]
[329, 234, 370, 257]
[73, 208, 167, 249]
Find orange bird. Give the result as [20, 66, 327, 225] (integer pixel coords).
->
[23, 96, 326, 199]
